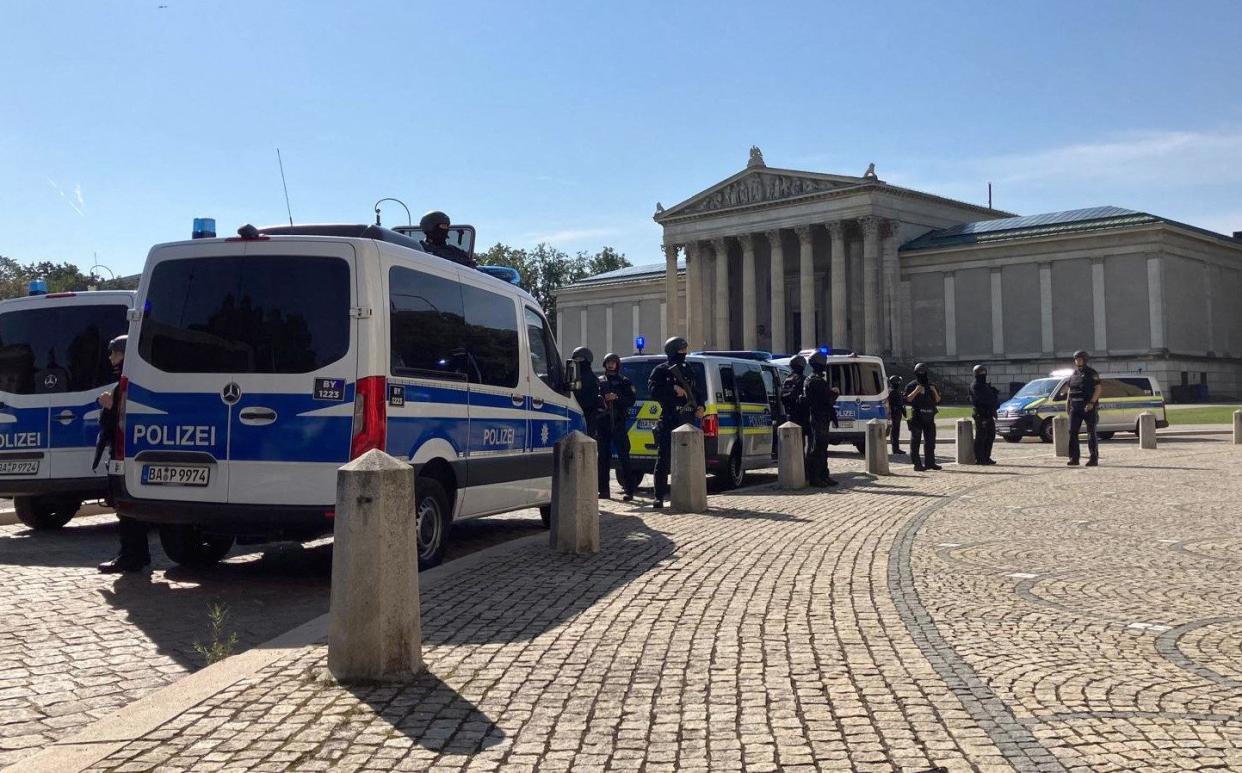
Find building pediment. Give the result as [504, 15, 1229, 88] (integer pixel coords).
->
[655, 167, 874, 221]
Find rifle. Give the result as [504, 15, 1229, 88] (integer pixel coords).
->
[668, 362, 699, 415]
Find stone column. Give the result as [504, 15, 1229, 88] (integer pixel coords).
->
[828, 221, 847, 349]
[1147, 256, 1165, 350]
[882, 219, 902, 357]
[663, 243, 680, 337]
[795, 226, 815, 350]
[712, 238, 730, 348]
[1092, 257, 1107, 353]
[765, 230, 785, 354]
[860, 216, 881, 355]
[741, 235, 759, 349]
[684, 242, 703, 349]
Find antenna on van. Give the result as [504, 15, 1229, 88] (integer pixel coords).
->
[276, 148, 294, 226]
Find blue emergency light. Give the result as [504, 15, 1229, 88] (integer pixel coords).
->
[28, 278, 48, 296]
[635, 336, 645, 353]
[192, 217, 217, 239]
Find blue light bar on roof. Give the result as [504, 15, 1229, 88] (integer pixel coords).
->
[28, 279, 48, 296]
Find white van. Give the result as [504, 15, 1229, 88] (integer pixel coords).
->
[0, 288, 134, 528]
[997, 371, 1168, 442]
[771, 349, 890, 453]
[111, 224, 586, 568]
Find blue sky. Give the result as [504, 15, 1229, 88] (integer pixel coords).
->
[3, 0, 1241, 277]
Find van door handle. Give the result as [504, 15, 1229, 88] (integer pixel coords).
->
[531, 397, 544, 409]
[510, 394, 525, 407]
[238, 407, 278, 426]
[56, 409, 76, 426]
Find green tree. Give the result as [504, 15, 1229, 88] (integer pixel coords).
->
[0, 256, 137, 300]
[475, 243, 630, 332]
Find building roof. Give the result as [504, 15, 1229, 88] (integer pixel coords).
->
[569, 259, 684, 288]
[901, 205, 1239, 251]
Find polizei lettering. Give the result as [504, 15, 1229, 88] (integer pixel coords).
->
[133, 424, 217, 447]
[482, 427, 515, 447]
[0, 432, 42, 449]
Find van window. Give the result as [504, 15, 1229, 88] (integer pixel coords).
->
[719, 366, 737, 402]
[1100, 378, 1152, 398]
[736, 364, 767, 404]
[622, 359, 708, 406]
[525, 307, 562, 390]
[138, 256, 350, 374]
[461, 285, 519, 389]
[389, 266, 468, 381]
[1118, 377, 1154, 396]
[0, 304, 129, 394]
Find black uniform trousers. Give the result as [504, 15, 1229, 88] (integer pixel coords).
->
[1067, 401, 1099, 462]
[596, 418, 634, 496]
[117, 516, 151, 562]
[653, 413, 692, 500]
[806, 422, 831, 484]
[908, 410, 937, 468]
[889, 413, 903, 452]
[973, 415, 996, 463]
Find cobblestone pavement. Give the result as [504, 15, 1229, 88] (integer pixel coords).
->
[63, 436, 1242, 772]
[0, 505, 549, 767]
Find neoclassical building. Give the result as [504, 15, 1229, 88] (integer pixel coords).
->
[557, 148, 1242, 397]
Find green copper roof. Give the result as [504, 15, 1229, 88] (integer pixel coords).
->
[901, 206, 1164, 251]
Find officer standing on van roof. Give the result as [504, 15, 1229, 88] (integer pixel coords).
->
[417, 211, 477, 268]
[648, 336, 703, 509]
[804, 351, 840, 487]
[96, 336, 150, 574]
[597, 353, 637, 502]
[969, 364, 1000, 465]
[571, 347, 604, 442]
[1065, 350, 1102, 467]
[886, 374, 907, 455]
[905, 363, 942, 471]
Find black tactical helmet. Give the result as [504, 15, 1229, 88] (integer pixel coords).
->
[914, 362, 929, 375]
[602, 352, 621, 369]
[419, 210, 450, 232]
[972, 364, 987, 375]
[571, 346, 593, 364]
[1073, 350, 1089, 360]
[888, 374, 903, 388]
[789, 355, 806, 372]
[663, 336, 688, 356]
[808, 351, 828, 370]
[108, 335, 127, 354]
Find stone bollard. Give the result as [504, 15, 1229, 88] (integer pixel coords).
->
[1234, 410, 1242, 445]
[1053, 415, 1070, 458]
[1139, 411, 1157, 449]
[865, 419, 890, 475]
[777, 422, 807, 490]
[328, 449, 422, 683]
[955, 418, 976, 465]
[550, 431, 600, 554]
[671, 424, 708, 512]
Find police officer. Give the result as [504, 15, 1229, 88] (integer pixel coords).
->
[1065, 350, 1102, 467]
[886, 374, 907, 455]
[417, 211, 476, 267]
[597, 353, 637, 501]
[780, 356, 810, 475]
[969, 364, 1000, 465]
[803, 351, 840, 487]
[648, 336, 703, 508]
[97, 336, 150, 574]
[571, 347, 603, 443]
[905, 363, 942, 471]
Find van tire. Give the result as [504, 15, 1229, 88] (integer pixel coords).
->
[539, 505, 551, 529]
[853, 440, 866, 455]
[14, 496, 76, 530]
[158, 525, 233, 567]
[716, 447, 745, 490]
[620, 470, 644, 492]
[1097, 431, 1115, 440]
[1039, 418, 1054, 443]
[1003, 432, 1024, 443]
[415, 477, 450, 570]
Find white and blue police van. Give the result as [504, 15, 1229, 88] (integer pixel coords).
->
[0, 285, 134, 528]
[111, 224, 586, 569]
[771, 348, 890, 453]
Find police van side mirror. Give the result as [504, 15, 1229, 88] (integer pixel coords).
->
[565, 359, 581, 392]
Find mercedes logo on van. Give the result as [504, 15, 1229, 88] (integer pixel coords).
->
[221, 383, 242, 405]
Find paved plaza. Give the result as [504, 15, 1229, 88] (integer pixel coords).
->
[5, 434, 1236, 772]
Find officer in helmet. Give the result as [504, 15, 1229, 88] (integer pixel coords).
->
[886, 374, 907, 455]
[904, 363, 942, 471]
[96, 336, 151, 573]
[780, 356, 810, 474]
[597, 353, 637, 501]
[417, 211, 476, 267]
[648, 336, 703, 508]
[1065, 349, 1102, 467]
[969, 364, 1000, 465]
[571, 347, 603, 443]
[803, 351, 840, 487]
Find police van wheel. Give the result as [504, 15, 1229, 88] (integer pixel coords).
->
[14, 496, 77, 530]
[1003, 433, 1024, 443]
[620, 470, 644, 492]
[539, 505, 551, 529]
[158, 525, 233, 567]
[415, 478, 449, 570]
[718, 448, 745, 490]
[1039, 419, 1054, 443]
[1097, 431, 1115, 440]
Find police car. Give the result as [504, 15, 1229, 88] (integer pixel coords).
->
[997, 370, 1168, 442]
[0, 284, 134, 528]
[111, 223, 586, 568]
[771, 348, 890, 453]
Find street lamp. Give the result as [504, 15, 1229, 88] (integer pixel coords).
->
[374, 198, 412, 227]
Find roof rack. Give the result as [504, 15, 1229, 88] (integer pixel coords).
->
[256, 224, 426, 252]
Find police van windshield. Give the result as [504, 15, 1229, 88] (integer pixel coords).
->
[828, 361, 884, 396]
[137, 255, 351, 374]
[622, 359, 708, 406]
[0, 304, 129, 395]
[1014, 378, 1060, 399]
